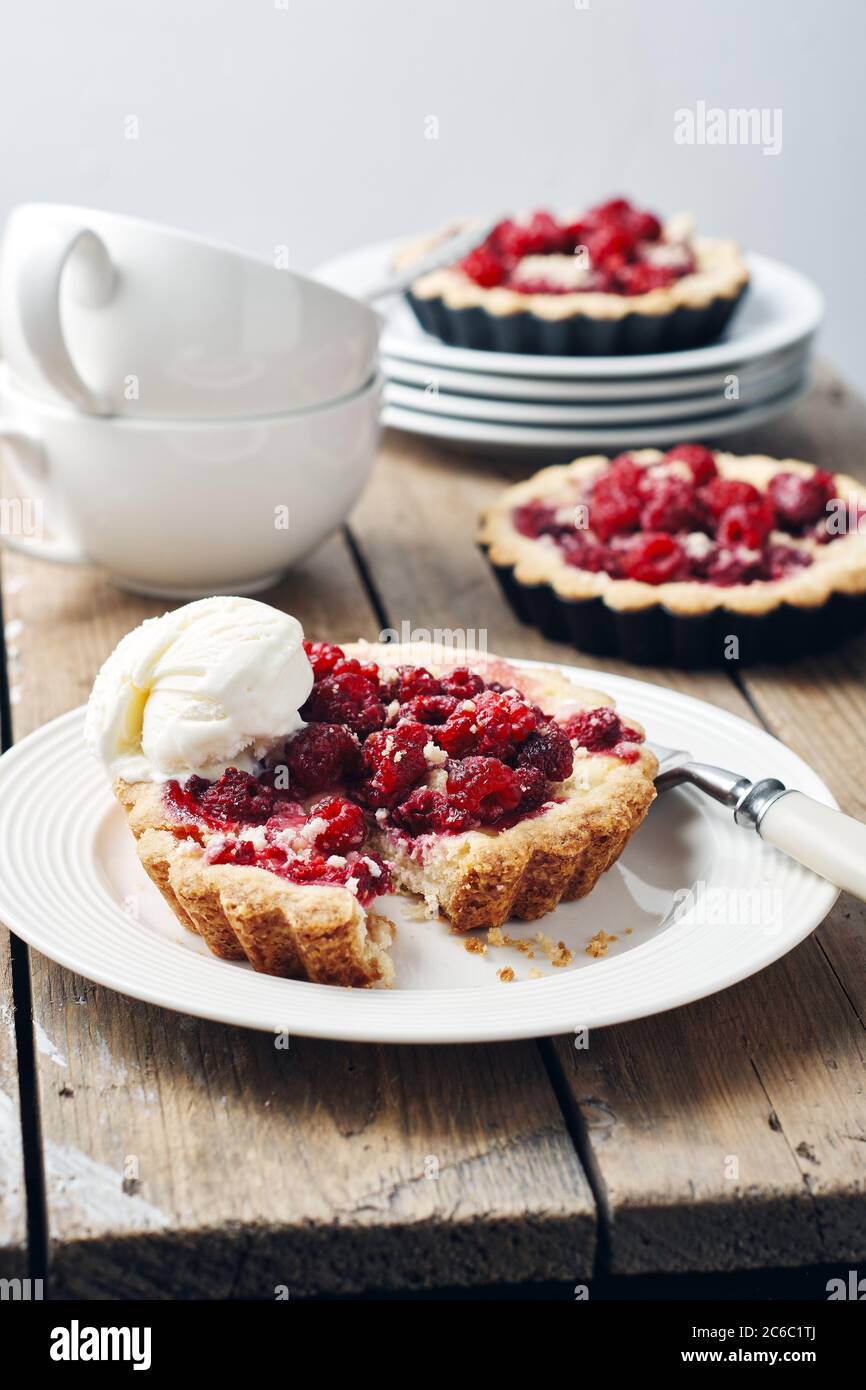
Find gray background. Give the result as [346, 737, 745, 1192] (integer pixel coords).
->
[2, 0, 862, 388]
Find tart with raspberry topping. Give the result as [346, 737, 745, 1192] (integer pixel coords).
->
[116, 641, 657, 986]
[479, 447, 866, 665]
[398, 199, 748, 355]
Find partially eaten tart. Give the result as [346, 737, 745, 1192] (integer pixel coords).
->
[401, 198, 748, 355]
[480, 446, 866, 665]
[117, 641, 657, 987]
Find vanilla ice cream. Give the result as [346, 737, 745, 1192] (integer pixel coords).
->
[84, 596, 314, 783]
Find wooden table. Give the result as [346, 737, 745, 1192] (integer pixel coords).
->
[1, 366, 865, 1299]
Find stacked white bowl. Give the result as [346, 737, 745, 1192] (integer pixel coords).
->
[0, 205, 381, 596]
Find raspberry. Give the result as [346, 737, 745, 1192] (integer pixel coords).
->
[699, 477, 763, 520]
[523, 210, 567, 254]
[435, 690, 536, 759]
[512, 502, 562, 539]
[606, 453, 643, 489]
[346, 853, 392, 904]
[490, 218, 535, 263]
[284, 723, 362, 792]
[434, 709, 478, 758]
[439, 667, 485, 700]
[445, 756, 522, 824]
[615, 263, 678, 295]
[761, 544, 813, 581]
[206, 837, 258, 867]
[331, 656, 380, 682]
[474, 690, 536, 754]
[515, 722, 574, 781]
[164, 776, 209, 828]
[280, 854, 331, 886]
[698, 545, 763, 586]
[360, 722, 428, 807]
[588, 225, 634, 268]
[302, 670, 385, 736]
[558, 532, 613, 572]
[563, 706, 642, 753]
[590, 197, 633, 220]
[381, 665, 441, 703]
[391, 787, 476, 836]
[640, 477, 702, 534]
[514, 765, 548, 811]
[277, 851, 389, 904]
[302, 641, 345, 678]
[663, 444, 717, 485]
[716, 500, 774, 550]
[494, 211, 565, 260]
[459, 245, 505, 288]
[767, 470, 836, 530]
[198, 769, 277, 826]
[628, 210, 662, 243]
[307, 796, 367, 855]
[623, 533, 686, 584]
[400, 694, 459, 725]
[590, 473, 642, 540]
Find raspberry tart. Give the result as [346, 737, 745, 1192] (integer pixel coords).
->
[479, 447, 866, 666]
[99, 616, 656, 988]
[400, 199, 748, 355]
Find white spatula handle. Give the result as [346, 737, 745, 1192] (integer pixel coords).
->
[758, 791, 866, 901]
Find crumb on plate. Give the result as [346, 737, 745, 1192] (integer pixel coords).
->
[586, 929, 618, 959]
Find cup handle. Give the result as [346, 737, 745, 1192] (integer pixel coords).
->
[16, 220, 116, 416]
[0, 420, 85, 565]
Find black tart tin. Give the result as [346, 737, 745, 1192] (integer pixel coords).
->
[408, 284, 747, 357]
[482, 548, 866, 668]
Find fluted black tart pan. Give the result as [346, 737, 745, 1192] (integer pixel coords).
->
[408, 284, 747, 358]
[483, 548, 866, 668]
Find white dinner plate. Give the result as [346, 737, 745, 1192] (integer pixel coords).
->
[316, 240, 824, 381]
[0, 665, 837, 1044]
[381, 341, 812, 403]
[383, 356, 808, 427]
[383, 378, 808, 459]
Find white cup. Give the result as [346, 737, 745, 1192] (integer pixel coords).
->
[0, 204, 379, 419]
[0, 367, 382, 597]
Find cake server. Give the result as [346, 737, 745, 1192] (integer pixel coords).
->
[362, 218, 500, 302]
[650, 742, 866, 902]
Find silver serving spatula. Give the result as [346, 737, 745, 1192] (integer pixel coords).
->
[361, 217, 501, 303]
[651, 743, 866, 902]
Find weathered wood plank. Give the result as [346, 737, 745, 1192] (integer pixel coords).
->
[737, 641, 866, 1013]
[353, 410, 866, 1273]
[550, 933, 866, 1274]
[2, 535, 595, 1296]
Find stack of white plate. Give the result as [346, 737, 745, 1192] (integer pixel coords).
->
[318, 241, 823, 459]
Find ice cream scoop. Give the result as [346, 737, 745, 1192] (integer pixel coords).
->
[84, 596, 313, 782]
